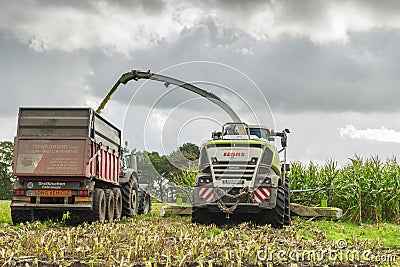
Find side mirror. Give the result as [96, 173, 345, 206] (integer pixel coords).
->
[281, 135, 287, 148]
[281, 128, 290, 147]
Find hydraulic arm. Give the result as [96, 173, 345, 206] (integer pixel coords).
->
[96, 70, 241, 122]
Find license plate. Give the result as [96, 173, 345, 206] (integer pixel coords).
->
[222, 179, 244, 184]
[35, 190, 72, 197]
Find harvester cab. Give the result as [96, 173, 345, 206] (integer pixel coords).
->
[193, 122, 291, 228]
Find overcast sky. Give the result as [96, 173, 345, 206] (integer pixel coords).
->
[1, 0, 400, 165]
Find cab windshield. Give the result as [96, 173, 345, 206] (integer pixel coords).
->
[223, 123, 249, 136]
[249, 127, 269, 139]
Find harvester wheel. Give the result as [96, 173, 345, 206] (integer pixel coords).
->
[265, 186, 285, 228]
[91, 188, 106, 223]
[121, 176, 139, 217]
[284, 178, 291, 226]
[112, 188, 122, 220]
[104, 189, 115, 222]
[11, 208, 32, 224]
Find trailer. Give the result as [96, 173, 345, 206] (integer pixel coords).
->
[11, 107, 140, 223]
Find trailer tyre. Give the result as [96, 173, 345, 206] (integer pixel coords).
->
[112, 188, 122, 220]
[91, 188, 106, 223]
[104, 189, 115, 222]
[122, 176, 139, 217]
[11, 209, 32, 224]
[284, 178, 291, 226]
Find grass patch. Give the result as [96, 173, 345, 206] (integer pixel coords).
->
[0, 200, 11, 224]
[296, 218, 400, 248]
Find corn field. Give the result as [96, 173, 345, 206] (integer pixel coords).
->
[0, 217, 398, 266]
[289, 156, 400, 224]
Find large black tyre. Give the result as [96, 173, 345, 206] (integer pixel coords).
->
[138, 190, 152, 214]
[265, 186, 285, 228]
[112, 188, 122, 220]
[284, 178, 291, 226]
[90, 188, 106, 223]
[104, 189, 115, 222]
[11, 209, 32, 224]
[121, 176, 139, 217]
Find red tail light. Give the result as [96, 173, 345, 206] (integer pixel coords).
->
[15, 190, 25, 195]
[256, 178, 271, 186]
[198, 177, 213, 186]
[79, 190, 89, 196]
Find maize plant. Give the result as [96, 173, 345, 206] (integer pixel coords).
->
[289, 156, 400, 224]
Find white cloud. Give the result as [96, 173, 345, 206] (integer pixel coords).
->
[0, 1, 183, 56]
[2, 1, 400, 55]
[339, 125, 400, 143]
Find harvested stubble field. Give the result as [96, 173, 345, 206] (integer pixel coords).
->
[0, 204, 399, 267]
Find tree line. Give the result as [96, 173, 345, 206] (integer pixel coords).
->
[136, 143, 200, 203]
[0, 141, 13, 200]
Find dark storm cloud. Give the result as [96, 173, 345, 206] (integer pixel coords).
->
[85, 20, 400, 115]
[2, 0, 400, 117]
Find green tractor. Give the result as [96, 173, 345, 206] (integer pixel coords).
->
[193, 122, 291, 227]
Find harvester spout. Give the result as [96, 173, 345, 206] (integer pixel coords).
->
[96, 70, 241, 123]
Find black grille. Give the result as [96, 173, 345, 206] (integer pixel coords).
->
[212, 161, 256, 180]
[207, 143, 263, 148]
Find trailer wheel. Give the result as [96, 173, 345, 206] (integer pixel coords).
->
[112, 188, 122, 220]
[91, 188, 106, 223]
[121, 176, 138, 217]
[284, 178, 291, 226]
[104, 189, 115, 222]
[263, 186, 285, 228]
[11, 208, 32, 224]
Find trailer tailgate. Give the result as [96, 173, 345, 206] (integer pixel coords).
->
[14, 138, 89, 176]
